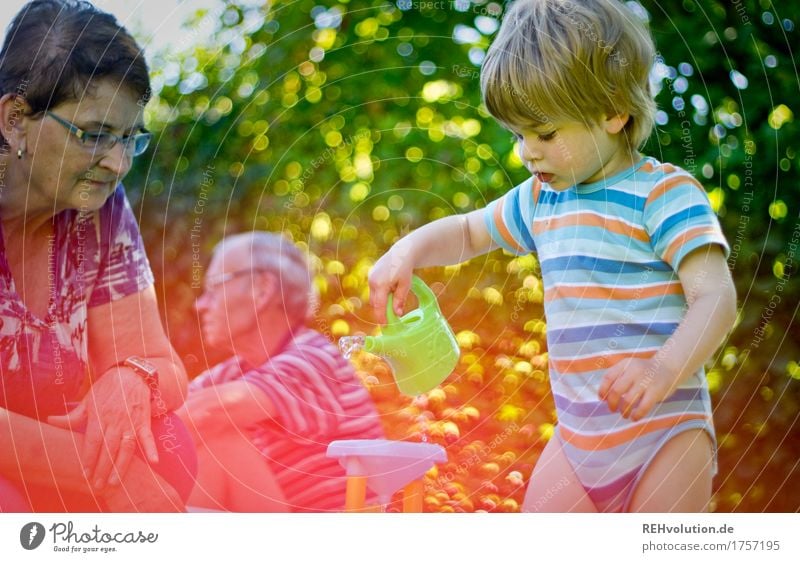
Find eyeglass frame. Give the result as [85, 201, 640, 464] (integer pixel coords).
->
[44, 110, 152, 157]
[201, 267, 273, 293]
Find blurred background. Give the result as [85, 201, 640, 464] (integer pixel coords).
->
[6, 0, 796, 512]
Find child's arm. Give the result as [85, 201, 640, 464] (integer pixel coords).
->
[599, 244, 737, 420]
[369, 209, 497, 323]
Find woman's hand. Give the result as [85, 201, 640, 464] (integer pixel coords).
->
[101, 457, 184, 512]
[598, 357, 680, 421]
[48, 366, 159, 490]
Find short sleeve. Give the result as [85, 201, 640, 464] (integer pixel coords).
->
[189, 357, 243, 391]
[242, 343, 345, 439]
[88, 185, 154, 307]
[484, 177, 539, 255]
[643, 173, 730, 271]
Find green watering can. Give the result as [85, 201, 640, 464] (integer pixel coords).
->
[365, 276, 460, 396]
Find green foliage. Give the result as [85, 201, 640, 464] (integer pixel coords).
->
[127, 0, 799, 512]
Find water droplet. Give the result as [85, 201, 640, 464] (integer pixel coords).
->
[338, 335, 365, 360]
[416, 414, 429, 443]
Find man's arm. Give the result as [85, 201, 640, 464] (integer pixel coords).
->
[177, 380, 276, 440]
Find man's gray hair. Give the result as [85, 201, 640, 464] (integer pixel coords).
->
[221, 231, 315, 326]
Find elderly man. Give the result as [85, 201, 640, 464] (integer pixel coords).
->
[178, 232, 384, 512]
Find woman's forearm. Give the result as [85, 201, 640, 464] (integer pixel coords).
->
[147, 355, 188, 414]
[0, 407, 92, 494]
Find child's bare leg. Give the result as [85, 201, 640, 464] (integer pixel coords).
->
[628, 428, 713, 512]
[522, 435, 597, 512]
[190, 428, 287, 512]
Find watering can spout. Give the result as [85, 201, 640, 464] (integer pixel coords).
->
[363, 334, 387, 356]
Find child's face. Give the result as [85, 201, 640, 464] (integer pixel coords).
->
[512, 117, 633, 190]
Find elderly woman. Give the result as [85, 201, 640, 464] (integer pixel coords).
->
[0, 0, 195, 511]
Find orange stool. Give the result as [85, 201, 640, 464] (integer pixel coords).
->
[327, 439, 447, 512]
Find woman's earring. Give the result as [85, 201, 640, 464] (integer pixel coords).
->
[16, 148, 23, 159]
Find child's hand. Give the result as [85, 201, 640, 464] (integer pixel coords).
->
[368, 242, 415, 324]
[598, 357, 680, 421]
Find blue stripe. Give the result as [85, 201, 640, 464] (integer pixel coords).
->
[508, 188, 536, 252]
[651, 205, 713, 243]
[546, 294, 686, 313]
[582, 188, 646, 209]
[549, 322, 679, 344]
[537, 188, 645, 211]
[537, 189, 562, 206]
[540, 255, 673, 275]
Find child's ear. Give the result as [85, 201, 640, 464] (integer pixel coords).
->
[603, 113, 630, 134]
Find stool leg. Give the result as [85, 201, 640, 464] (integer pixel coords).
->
[345, 476, 367, 512]
[402, 480, 424, 513]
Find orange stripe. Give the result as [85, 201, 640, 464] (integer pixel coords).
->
[559, 413, 708, 450]
[550, 349, 656, 374]
[545, 281, 682, 303]
[646, 174, 703, 207]
[638, 160, 656, 173]
[533, 213, 650, 242]
[492, 198, 526, 253]
[663, 226, 718, 265]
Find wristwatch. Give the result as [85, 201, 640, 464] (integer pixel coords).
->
[122, 355, 159, 393]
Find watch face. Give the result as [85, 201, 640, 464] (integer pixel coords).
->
[126, 356, 158, 377]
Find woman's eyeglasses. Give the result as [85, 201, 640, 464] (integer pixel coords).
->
[45, 111, 152, 157]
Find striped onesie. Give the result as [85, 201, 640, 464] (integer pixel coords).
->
[485, 157, 730, 512]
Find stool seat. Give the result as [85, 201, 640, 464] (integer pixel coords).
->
[327, 439, 446, 508]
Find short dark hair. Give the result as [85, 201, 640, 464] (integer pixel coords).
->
[0, 0, 151, 143]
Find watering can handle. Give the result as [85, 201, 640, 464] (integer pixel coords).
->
[385, 276, 437, 324]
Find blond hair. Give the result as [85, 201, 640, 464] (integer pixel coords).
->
[481, 0, 656, 149]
